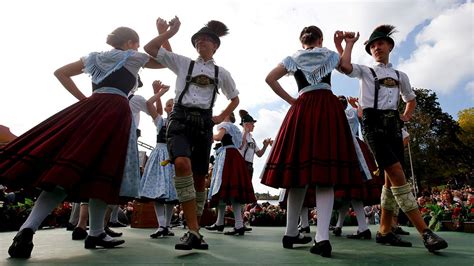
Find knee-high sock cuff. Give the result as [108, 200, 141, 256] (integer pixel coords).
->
[391, 184, 418, 213]
[381, 186, 397, 211]
[195, 191, 206, 216]
[175, 175, 196, 203]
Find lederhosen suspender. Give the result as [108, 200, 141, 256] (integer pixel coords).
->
[177, 60, 219, 109]
[243, 137, 256, 162]
[368, 68, 400, 109]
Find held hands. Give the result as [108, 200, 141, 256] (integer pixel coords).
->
[263, 138, 273, 147]
[334, 30, 344, 46]
[344, 31, 360, 44]
[347, 96, 359, 108]
[152, 80, 170, 96]
[156, 16, 181, 36]
[212, 114, 224, 125]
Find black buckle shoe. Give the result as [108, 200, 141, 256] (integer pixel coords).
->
[309, 240, 332, 258]
[175, 231, 209, 250]
[298, 226, 310, 233]
[8, 228, 34, 258]
[332, 227, 342, 237]
[282, 233, 312, 249]
[224, 227, 245, 236]
[205, 224, 224, 232]
[422, 229, 448, 252]
[66, 222, 76, 231]
[84, 233, 125, 249]
[376, 232, 412, 247]
[393, 226, 410, 235]
[347, 229, 371, 240]
[150, 226, 169, 238]
[72, 227, 88, 240]
[105, 227, 123, 237]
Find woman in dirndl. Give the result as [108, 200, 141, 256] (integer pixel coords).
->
[1, 26, 166, 258]
[206, 112, 256, 236]
[260, 26, 365, 258]
[139, 80, 179, 238]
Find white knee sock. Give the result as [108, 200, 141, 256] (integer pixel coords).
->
[351, 200, 368, 232]
[88, 198, 108, 237]
[68, 202, 81, 225]
[315, 186, 334, 242]
[299, 207, 309, 228]
[336, 202, 349, 228]
[232, 202, 243, 229]
[215, 203, 225, 226]
[165, 203, 174, 228]
[20, 187, 67, 232]
[109, 205, 119, 223]
[154, 202, 166, 228]
[285, 186, 307, 237]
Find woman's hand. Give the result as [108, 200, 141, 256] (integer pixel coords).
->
[334, 30, 344, 46]
[168, 16, 181, 36]
[156, 17, 169, 34]
[344, 31, 360, 44]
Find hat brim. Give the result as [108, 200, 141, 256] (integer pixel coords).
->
[191, 30, 220, 48]
[365, 36, 394, 55]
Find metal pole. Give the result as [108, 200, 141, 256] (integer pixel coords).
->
[406, 129, 417, 195]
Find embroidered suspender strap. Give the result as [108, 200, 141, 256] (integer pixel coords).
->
[177, 60, 195, 105]
[369, 68, 380, 110]
[128, 94, 135, 100]
[209, 65, 219, 109]
[243, 137, 255, 162]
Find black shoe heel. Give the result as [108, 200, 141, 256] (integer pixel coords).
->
[282, 234, 312, 249]
[309, 240, 332, 258]
[8, 228, 34, 258]
[224, 227, 245, 236]
[84, 233, 125, 249]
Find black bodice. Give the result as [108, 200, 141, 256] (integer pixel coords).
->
[92, 67, 136, 95]
[294, 69, 331, 92]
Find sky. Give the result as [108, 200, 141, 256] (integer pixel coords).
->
[1, 0, 473, 195]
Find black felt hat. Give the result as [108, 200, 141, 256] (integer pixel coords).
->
[364, 25, 396, 55]
[191, 20, 229, 48]
[239, 110, 257, 125]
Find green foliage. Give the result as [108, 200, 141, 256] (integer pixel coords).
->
[399, 88, 473, 188]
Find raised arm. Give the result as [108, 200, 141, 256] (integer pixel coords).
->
[54, 60, 87, 100]
[144, 16, 180, 57]
[265, 64, 295, 105]
[339, 32, 359, 74]
[146, 80, 170, 120]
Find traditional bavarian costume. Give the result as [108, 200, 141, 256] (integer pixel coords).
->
[207, 122, 256, 234]
[140, 116, 178, 203]
[154, 47, 239, 177]
[347, 62, 415, 170]
[208, 122, 256, 206]
[260, 47, 364, 194]
[0, 49, 149, 204]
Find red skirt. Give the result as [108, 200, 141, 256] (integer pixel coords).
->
[335, 138, 384, 205]
[0, 92, 132, 204]
[261, 90, 364, 197]
[209, 148, 256, 206]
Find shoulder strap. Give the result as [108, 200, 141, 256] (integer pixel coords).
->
[369, 68, 380, 110]
[177, 60, 195, 105]
[209, 65, 219, 109]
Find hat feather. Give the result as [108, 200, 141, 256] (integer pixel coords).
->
[374, 25, 397, 37]
[206, 20, 229, 37]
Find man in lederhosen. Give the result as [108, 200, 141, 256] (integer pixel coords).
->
[144, 17, 239, 250]
[336, 25, 447, 253]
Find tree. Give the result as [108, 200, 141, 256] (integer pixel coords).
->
[400, 89, 472, 190]
[458, 107, 474, 149]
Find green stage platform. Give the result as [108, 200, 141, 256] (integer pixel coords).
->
[1, 225, 472, 265]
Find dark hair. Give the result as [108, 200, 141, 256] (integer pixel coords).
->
[106, 27, 139, 49]
[299, 26, 323, 45]
[229, 112, 236, 123]
[338, 95, 348, 109]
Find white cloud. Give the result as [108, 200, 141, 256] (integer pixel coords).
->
[398, 2, 474, 94]
[465, 80, 474, 100]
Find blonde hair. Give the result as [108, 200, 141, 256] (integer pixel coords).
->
[106, 27, 139, 49]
